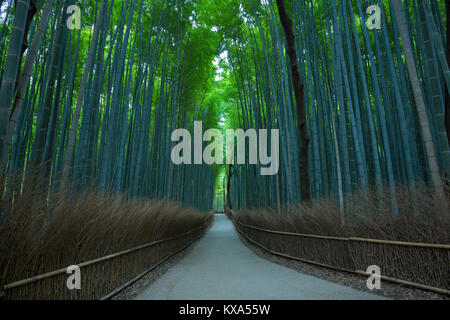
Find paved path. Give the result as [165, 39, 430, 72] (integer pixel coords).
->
[136, 214, 386, 300]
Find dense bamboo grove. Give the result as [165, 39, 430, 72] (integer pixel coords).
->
[0, 0, 449, 301]
[0, 0, 220, 211]
[225, 0, 449, 215]
[0, 0, 220, 298]
[0, 0, 449, 216]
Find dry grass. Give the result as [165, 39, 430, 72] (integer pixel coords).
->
[0, 178, 212, 299]
[232, 184, 450, 290]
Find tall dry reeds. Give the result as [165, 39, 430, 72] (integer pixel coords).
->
[0, 177, 212, 299]
[232, 184, 450, 290]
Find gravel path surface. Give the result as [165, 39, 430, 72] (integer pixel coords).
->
[135, 214, 387, 300]
[111, 241, 198, 300]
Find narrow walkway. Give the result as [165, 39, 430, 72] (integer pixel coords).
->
[136, 214, 386, 300]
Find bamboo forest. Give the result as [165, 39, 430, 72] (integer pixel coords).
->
[0, 0, 449, 301]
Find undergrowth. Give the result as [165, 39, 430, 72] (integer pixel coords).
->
[0, 177, 211, 299]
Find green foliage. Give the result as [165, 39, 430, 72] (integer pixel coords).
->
[0, 0, 448, 214]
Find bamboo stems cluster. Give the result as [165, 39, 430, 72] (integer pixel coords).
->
[226, 0, 449, 214]
[0, 0, 217, 210]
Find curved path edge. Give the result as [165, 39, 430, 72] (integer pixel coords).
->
[136, 214, 388, 300]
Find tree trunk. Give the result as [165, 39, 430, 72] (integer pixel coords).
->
[0, 0, 53, 172]
[14, 0, 37, 94]
[62, 0, 106, 183]
[392, 0, 444, 195]
[445, 0, 450, 147]
[226, 164, 233, 210]
[0, 0, 35, 92]
[275, 0, 310, 202]
[0, 0, 30, 174]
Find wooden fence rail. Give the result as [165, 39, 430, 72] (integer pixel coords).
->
[234, 219, 450, 249]
[227, 208, 450, 296]
[1, 213, 213, 299]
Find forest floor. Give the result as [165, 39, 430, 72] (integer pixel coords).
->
[125, 214, 386, 300]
